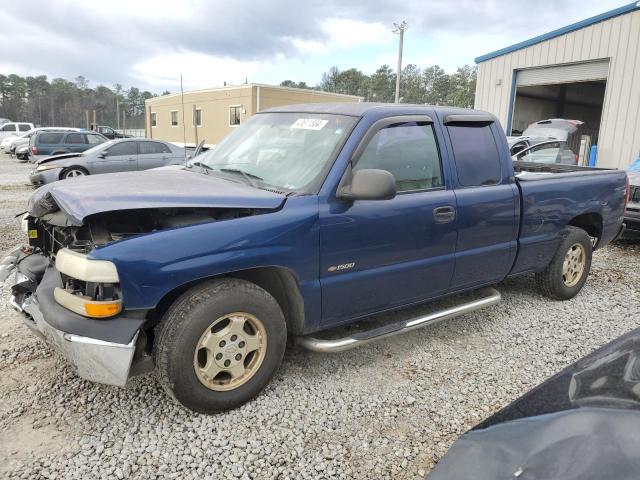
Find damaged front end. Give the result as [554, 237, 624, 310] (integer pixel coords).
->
[5, 169, 286, 387]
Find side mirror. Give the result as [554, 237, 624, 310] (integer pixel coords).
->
[337, 169, 396, 201]
[98, 151, 108, 158]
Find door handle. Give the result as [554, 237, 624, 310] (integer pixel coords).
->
[128, 157, 135, 161]
[433, 206, 456, 224]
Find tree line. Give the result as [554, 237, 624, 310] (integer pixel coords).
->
[0, 74, 165, 129]
[284, 63, 477, 107]
[0, 63, 476, 129]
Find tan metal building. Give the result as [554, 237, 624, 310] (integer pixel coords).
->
[474, 2, 640, 169]
[145, 84, 362, 147]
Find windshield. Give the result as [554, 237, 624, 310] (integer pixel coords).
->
[195, 112, 357, 191]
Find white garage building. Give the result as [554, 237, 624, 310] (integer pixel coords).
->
[474, 2, 640, 169]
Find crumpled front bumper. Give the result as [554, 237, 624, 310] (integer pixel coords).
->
[5, 247, 146, 387]
[14, 292, 138, 386]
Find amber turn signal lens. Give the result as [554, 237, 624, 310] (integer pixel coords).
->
[84, 302, 122, 318]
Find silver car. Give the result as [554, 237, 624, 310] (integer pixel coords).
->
[512, 140, 577, 165]
[29, 138, 187, 185]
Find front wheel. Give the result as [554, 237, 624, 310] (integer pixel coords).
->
[61, 167, 88, 179]
[154, 278, 287, 413]
[535, 226, 593, 300]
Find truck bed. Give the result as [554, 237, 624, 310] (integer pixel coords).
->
[509, 161, 627, 276]
[513, 160, 611, 174]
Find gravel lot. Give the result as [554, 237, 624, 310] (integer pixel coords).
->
[0, 151, 638, 479]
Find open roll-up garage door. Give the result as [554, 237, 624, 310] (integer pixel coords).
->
[511, 60, 609, 158]
[516, 60, 609, 86]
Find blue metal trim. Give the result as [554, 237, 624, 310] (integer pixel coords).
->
[505, 71, 518, 134]
[475, 2, 640, 63]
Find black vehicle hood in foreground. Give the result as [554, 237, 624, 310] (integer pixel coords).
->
[28, 169, 286, 226]
[428, 327, 640, 479]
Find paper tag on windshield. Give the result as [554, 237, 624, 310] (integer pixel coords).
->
[291, 118, 328, 130]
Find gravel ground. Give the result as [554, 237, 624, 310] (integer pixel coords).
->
[0, 150, 639, 479]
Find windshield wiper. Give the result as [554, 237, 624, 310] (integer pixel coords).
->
[187, 161, 211, 175]
[218, 168, 263, 188]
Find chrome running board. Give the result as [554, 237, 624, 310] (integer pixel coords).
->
[296, 287, 501, 353]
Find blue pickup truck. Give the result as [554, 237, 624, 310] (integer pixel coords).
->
[3, 103, 628, 413]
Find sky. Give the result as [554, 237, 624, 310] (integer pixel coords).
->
[0, 0, 628, 93]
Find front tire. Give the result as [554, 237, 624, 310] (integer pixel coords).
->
[61, 166, 88, 179]
[154, 278, 287, 413]
[535, 226, 592, 300]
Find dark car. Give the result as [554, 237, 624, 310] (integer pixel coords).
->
[624, 169, 640, 239]
[29, 130, 108, 162]
[428, 327, 640, 479]
[94, 125, 131, 140]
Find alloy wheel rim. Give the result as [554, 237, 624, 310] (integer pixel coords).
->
[193, 312, 267, 391]
[562, 243, 586, 287]
[66, 169, 84, 178]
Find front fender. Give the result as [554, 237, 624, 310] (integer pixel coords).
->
[88, 196, 321, 322]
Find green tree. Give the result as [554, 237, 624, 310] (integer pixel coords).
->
[367, 65, 395, 102]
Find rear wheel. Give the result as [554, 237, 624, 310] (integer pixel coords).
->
[61, 167, 88, 179]
[535, 226, 592, 300]
[155, 278, 287, 413]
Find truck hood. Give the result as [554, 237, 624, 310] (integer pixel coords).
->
[28, 169, 286, 226]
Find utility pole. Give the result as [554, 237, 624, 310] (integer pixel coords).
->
[393, 21, 408, 104]
[116, 97, 120, 130]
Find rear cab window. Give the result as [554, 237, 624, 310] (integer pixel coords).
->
[447, 123, 502, 187]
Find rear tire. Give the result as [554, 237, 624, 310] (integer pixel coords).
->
[535, 226, 592, 300]
[154, 278, 287, 413]
[61, 167, 88, 179]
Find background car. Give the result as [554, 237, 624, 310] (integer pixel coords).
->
[94, 125, 132, 139]
[0, 131, 28, 153]
[624, 167, 640, 239]
[28, 130, 108, 162]
[0, 118, 12, 126]
[15, 144, 30, 161]
[0, 122, 35, 140]
[6, 127, 79, 158]
[507, 118, 584, 157]
[512, 140, 578, 165]
[29, 138, 187, 184]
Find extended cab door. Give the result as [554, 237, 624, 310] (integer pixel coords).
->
[319, 116, 457, 324]
[442, 115, 519, 290]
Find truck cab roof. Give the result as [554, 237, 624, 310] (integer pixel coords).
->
[262, 102, 494, 119]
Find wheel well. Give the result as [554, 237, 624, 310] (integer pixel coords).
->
[147, 267, 306, 335]
[568, 212, 603, 245]
[59, 166, 88, 178]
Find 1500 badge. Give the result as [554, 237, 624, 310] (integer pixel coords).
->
[328, 262, 355, 272]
